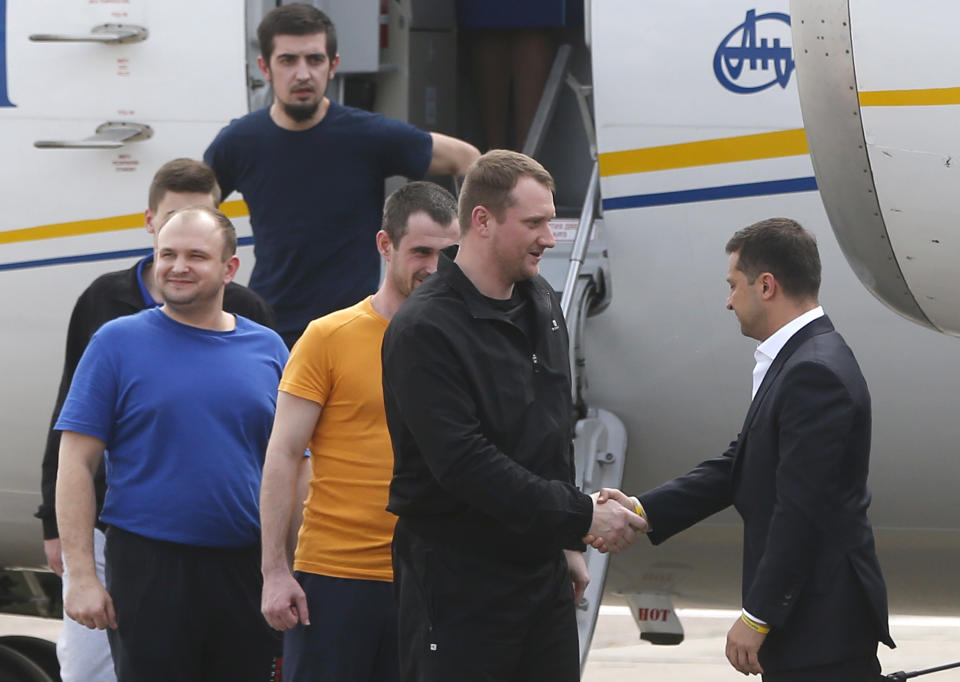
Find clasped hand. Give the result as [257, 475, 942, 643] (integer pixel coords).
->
[582, 488, 649, 553]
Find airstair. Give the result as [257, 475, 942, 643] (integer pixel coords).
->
[525, 43, 630, 668]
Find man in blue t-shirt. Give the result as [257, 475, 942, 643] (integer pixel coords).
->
[204, 3, 479, 347]
[55, 206, 288, 682]
[37, 158, 274, 682]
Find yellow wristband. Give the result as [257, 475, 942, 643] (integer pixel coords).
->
[740, 613, 771, 634]
[629, 496, 646, 518]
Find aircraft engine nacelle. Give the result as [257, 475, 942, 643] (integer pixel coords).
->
[791, 0, 960, 335]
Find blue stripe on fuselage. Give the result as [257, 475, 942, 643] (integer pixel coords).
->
[602, 176, 818, 211]
[0, 237, 255, 272]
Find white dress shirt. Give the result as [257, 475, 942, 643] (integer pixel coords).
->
[751, 306, 825, 399]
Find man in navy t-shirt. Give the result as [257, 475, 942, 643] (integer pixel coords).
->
[204, 3, 479, 347]
[55, 206, 288, 682]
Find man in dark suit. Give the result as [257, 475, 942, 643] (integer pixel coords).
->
[596, 218, 894, 680]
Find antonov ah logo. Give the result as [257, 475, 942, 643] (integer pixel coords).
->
[714, 9, 794, 94]
[0, 0, 14, 107]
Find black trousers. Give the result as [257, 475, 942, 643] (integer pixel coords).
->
[104, 526, 282, 682]
[763, 653, 883, 682]
[392, 519, 580, 682]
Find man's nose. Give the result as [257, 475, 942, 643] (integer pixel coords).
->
[540, 224, 557, 249]
[294, 58, 310, 80]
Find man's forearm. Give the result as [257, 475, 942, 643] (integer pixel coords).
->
[286, 457, 311, 563]
[260, 447, 302, 576]
[56, 447, 100, 581]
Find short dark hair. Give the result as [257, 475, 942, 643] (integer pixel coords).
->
[726, 217, 821, 300]
[258, 3, 337, 62]
[158, 206, 238, 261]
[458, 150, 555, 234]
[382, 181, 458, 245]
[148, 159, 221, 212]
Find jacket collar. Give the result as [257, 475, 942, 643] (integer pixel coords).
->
[738, 314, 835, 442]
[436, 248, 554, 324]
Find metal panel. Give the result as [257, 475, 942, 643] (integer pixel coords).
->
[246, 0, 276, 112]
[790, 0, 931, 330]
[408, 0, 455, 30]
[849, 0, 960, 335]
[0, 0, 252, 567]
[310, 0, 379, 73]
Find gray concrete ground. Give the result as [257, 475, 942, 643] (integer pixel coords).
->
[0, 614, 61, 641]
[584, 605, 960, 681]
[3, 606, 959, 680]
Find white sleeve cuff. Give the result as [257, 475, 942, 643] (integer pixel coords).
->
[741, 608, 767, 625]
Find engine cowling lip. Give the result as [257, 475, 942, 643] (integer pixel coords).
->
[790, 0, 934, 331]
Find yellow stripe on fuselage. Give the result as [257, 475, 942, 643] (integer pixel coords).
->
[7, 90, 949, 245]
[598, 129, 809, 178]
[859, 87, 960, 107]
[0, 199, 250, 246]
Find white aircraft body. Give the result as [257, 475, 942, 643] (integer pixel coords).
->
[1, 0, 959, 676]
[0, 0, 256, 564]
[583, 0, 960, 640]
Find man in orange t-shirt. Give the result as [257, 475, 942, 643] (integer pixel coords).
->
[258, 181, 459, 682]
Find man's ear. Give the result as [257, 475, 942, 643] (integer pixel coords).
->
[376, 230, 392, 260]
[224, 254, 241, 285]
[257, 55, 271, 80]
[759, 272, 777, 300]
[472, 206, 492, 235]
[144, 209, 156, 235]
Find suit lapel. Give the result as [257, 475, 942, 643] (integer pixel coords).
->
[733, 315, 835, 464]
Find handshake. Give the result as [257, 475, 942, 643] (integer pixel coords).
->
[583, 488, 650, 553]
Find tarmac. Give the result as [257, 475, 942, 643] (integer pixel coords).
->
[583, 604, 960, 681]
[3, 604, 959, 680]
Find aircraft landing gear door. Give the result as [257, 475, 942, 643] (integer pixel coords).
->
[573, 410, 628, 668]
[0, 0, 249, 549]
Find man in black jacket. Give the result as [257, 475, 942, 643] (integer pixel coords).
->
[36, 158, 273, 682]
[597, 218, 894, 681]
[382, 149, 645, 682]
